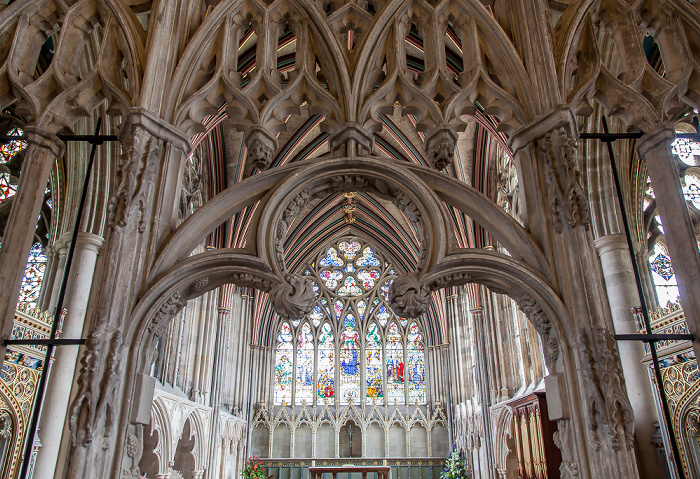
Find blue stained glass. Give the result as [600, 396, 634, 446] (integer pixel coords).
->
[340, 328, 360, 403]
[651, 253, 674, 281]
[320, 247, 344, 267]
[274, 322, 294, 405]
[344, 312, 357, 329]
[356, 247, 380, 266]
[407, 322, 426, 404]
[357, 300, 366, 321]
[321, 269, 343, 289]
[296, 323, 314, 404]
[18, 243, 47, 309]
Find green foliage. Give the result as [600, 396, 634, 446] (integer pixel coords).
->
[241, 456, 266, 479]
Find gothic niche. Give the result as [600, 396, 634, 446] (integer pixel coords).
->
[339, 420, 362, 457]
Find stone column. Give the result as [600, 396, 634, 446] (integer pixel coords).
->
[594, 234, 665, 479]
[470, 307, 496, 479]
[33, 232, 103, 479]
[636, 126, 700, 360]
[0, 128, 63, 359]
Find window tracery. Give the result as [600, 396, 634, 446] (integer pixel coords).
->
[273, 238, 426, 406]
[18, 244, 47, 309]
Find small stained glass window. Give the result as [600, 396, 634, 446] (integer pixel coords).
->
[684, 174, 700, 209]
[649, 243, 679, 306]
[318, 323, 335, 400]
[274, 322, 293, 405]
[295, 323, 314, 405]
[0, 172, 17, 203]
[0, 128, 27, 164]
[407, 321, 426, 404]
[672, 137, 700, 166]
[18, 243, 47, 309]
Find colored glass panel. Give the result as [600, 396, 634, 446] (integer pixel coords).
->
[339, 240, 361, 259]
[407, 322, 426, 404]
[320, 247, 344, 267]
[337, 276, 362, 296]
[386, 322, 404, 405]
[684, 174, 700, 208]
[18, 243, 47, 309]
[672, 137, 700, 166]
[321, 269, 343, 289]
[274, 322, 293, 405]
[356, 247, 380, 266]
[334, 300, 343, 321]
[0, 172, 17, 203]
[366, 323, 383, 399]
[380, 279, 393, 301]
[340, 328, 360, 404]
[376, 304, 391, 323]
[296, 323, 314, 405]
[357, 269, 380, 290]
[357, 300, 366, 321]
[0, 128, 27, 164]
[344, 312, 357, 329]
[317, 323, 335, 399]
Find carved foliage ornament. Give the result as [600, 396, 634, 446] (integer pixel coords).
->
[69, 327, 123, 449]
[108, 126, 162, 232]
[389, 274, 430, 318]
[270, 274, 317, 320]
[580, 327, 634, 452]
[516, 295, 558, 366]
[537, 128, 590, 234]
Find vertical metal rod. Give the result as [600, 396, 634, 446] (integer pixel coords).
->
[18, 118, 103, 479]
[600, 116, 686, 479]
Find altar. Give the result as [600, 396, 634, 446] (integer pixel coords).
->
[308, 465, 391, 479]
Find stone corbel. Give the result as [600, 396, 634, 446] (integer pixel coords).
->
[269, 274, 316, 320]
[327, 122, 374, 157]
[425, 125, 457, 170]
[245, 126, 278, 170]
[389, 274, 431, 318]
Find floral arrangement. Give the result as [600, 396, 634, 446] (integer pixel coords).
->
[440, 445, 470, 479]
[241, 456, 266, 479]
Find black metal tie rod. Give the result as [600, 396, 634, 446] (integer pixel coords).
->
[578, 116, 689, 479]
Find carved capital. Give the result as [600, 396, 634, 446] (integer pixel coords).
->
[389, 274, 430, 318]
[148, 291, 187, 334]
[270, 275, 317, 320]
[245, 126, 278, 170]
[425, 125, 457, 170]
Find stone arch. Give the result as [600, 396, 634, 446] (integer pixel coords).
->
[147, 396, 172, 477]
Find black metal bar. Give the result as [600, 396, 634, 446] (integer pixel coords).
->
[579, 132, 645, 140]
[18, 118, 102, 479]
[600, 116, 686, 479]
[0, 134, 118, 144]
[4, 339, 86, 346]
[614, 334, 695, 342]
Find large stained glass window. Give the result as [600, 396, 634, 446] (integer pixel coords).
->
[366, 322, 383, 400]
[386, 322, 404, 405]
[274, 322, 293, 405]
[273, 238, 427, 406]
[18, 243, 48, 309]
[318, 323, 335, 400]
[407, 322, 426, 404]
[295, 323, 314, 405]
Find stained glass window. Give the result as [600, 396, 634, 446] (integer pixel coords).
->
[18, 243, 48, 309]
[672, 137, 700, 166]
[296, 323, 314, 405]
[386, 322, 404, 405]
[0, 128, 27, 164]
[274, 322, 293, 405]
[273, 238, 427, 407]
[649, 243, 679, 306]
[684, 174, 700, 209]
[340, 327, 360, 404]
[0, 172, 16, 203]
[407, 322, 426, 404]
[366, 322, 383, 400]
[318, 323, 335, 400]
